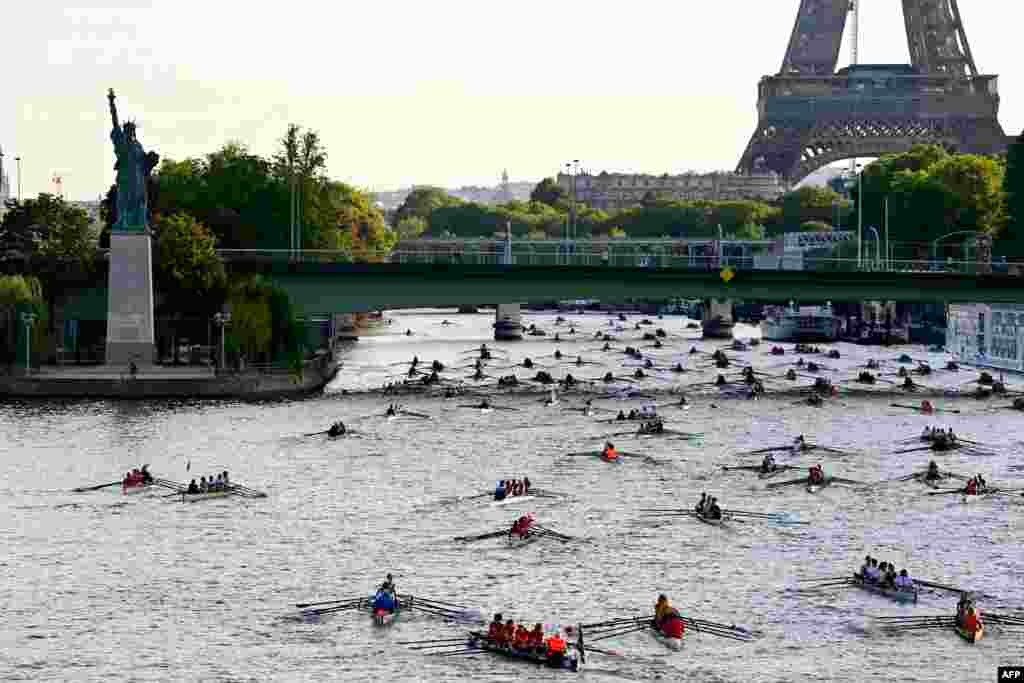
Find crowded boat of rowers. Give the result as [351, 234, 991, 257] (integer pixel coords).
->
[694, 493, 723, 521]
[494, 478, 532, 501]
[482, 614, 574, 669]
[855, 555, 918, 602]
[122, 466, 154, 492]
[185, 471, 232, 495]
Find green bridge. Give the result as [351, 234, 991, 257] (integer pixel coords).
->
[55, 249, 1023, 322]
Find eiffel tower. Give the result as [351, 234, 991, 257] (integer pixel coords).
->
[737, 0, 1009, 183]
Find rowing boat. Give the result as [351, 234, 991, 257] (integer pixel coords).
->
[179, 490, 234, 503]
[954, 622, 983, 644]
[695, 511, 726, 527]
[758, 468, 786, 480]
[371, 592, 399, 626]
[852, 575, 918, 604]
[467, 633, 580, 671]
[650, 618, 685, 650]
[507, 531, 541, 548]
[492, 494, 536, 507]
[806, 478, 831, 494]
[373, 605, 398, 626]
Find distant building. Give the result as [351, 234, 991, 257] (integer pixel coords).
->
[373, 172, 533, 212]
[557, 171, 785, 210]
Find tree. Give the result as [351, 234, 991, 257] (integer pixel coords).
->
[529, 177, 567, 208]
[800, 220, 833, 232]
[1004, 130, 1024, 255]
[1, 194, 96, 264]
[154, 213, 226, 314]
[396, 216, 428, 240]
[780, 186, 847, 231]
[393, 187, 462, 226]
[928, 154, 1005, 236]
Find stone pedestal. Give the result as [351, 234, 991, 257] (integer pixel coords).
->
[106, 231, 156, 365]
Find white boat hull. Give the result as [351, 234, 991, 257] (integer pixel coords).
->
[180, 490, 234, 503]
[491, 495, 536, 507]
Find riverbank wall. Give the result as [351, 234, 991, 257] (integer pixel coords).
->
[0, 351, 339, 400]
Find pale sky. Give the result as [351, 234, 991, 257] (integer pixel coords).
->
[4, 1, 1022, 200]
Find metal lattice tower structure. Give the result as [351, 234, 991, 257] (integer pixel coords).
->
[738, 0, 1008, 183]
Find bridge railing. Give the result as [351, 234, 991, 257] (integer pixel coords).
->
[217, 249, 997, 275]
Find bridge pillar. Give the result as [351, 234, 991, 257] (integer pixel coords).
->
[495, 303, 523, 341]
[701, 298, 735, 339]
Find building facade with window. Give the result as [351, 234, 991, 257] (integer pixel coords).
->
[948, 304, 1024, 373]
[557, 171, 785, 210]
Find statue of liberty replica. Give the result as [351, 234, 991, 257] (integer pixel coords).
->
[105, 88, 158, 366]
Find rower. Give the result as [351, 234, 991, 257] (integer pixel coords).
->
[616, 410, 626, 421]
[379, 573, 396, 593]
[602, 441, 619, 461]
[385, 405, 397, 417]
[761, 454, 776, 473]
[965, 477, 979, 495]
[513, 623, 531, 651]
[654, 594, 673, 626]
[859, 555, 872, 579]
[140, 465, 153, 484]
[706, 497, 722, 520]
[480, 398, 491, 410]
[894, 569, 914, 591]
[529, 623, 545, 653]
[495, 480, 507, 501]
[186, 478, 199, 494]
[523, 477, 531, 494]
[926, 461, 940, 481]
[696, 492, 707, 515]
[545, 630, 568, 664]
[976, 473, 987, 490]
[808, 464, 824, 484]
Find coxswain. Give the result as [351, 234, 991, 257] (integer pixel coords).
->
[761, 454, 776, 473]
[696, 492, 707, 515]
[926, 461, 941, 481]
[328, 421, 346, 437]
[488, 613, 504, 642]
[523, 477, 531, 494]
[616, 410, 626, 421]
[186, 478, 199, 494]
[385, 405, 397, 417]
[544, 629, 568, 664]
[495, 480, 507, 501]
[405, 329, 413, 336]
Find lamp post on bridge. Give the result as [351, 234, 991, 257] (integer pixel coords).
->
[213, 311, 231, 372]
[866, 226, 881, 270]
[21, 311, 37, 374]
[15, 156, 22, 201]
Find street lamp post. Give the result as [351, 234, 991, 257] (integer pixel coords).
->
[213, 312, 231, 372]
[15, 156, 22, 201]
[866, 226, 881, 269]
[21, 311, 37, 374]
[856, 163, 863, 270]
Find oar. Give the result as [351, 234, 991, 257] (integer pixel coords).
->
[399, 410, 432, 419]
[453, 530, 507, 542]
[399, 594, 469, 610]
[304, 430, 330, 437]
[533, 525, 572, 541]
[720, 509, 788, 518]
[912, 578, 969, 594]
[798, 576, 852, 583]
[765, 477, 809, 489]
[721, 466, 762, 472]
[397, 637, 469, 645]
[926, 489, 967, 496]
[426, 649, 485, 657]
[830, 477, 867, 486]
[72, 481, 122, 493]
[296, 597, 362, 609]
[891, 403, 961, 414]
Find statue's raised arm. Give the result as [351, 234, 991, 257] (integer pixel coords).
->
[108, 88, 120, 132]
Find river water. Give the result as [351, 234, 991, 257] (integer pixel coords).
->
[2, 309, 1022, 682]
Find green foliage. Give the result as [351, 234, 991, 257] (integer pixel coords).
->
[530, 177, 568, 208]
[154, 213, 227, 313]
[227, 275, 306, 363]
[394, 187, 462, 226]
[800, 221, 833, 232]
[396, 216, 428, 240]
[1005, 130, 1024, 254]
[856, 145, 1007, 246]
[0, 194, 96, 263]
[0, 275, 43, 305]
[780, 186, 849, 231]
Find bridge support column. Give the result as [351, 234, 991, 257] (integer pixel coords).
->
[701, 298, 735, 339]
[495, 303, 523, 341]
